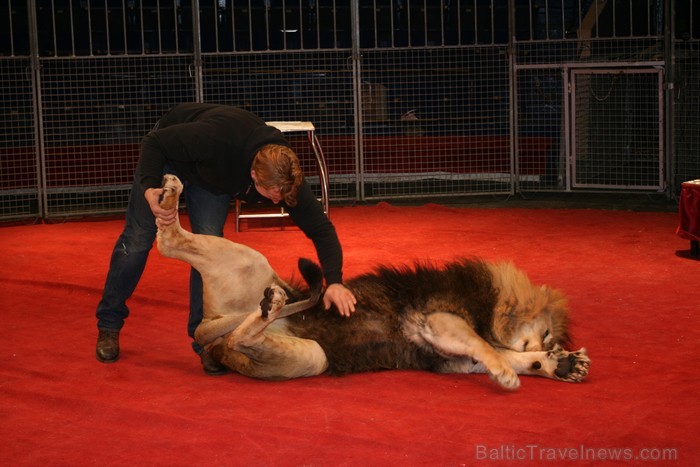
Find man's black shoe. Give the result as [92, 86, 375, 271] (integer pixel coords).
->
[200, 349, 227, 376]
[96, 330, 120, 363]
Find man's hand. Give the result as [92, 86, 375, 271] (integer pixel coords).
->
[323, 283, 357, 318]
[145, 187, 177, 227]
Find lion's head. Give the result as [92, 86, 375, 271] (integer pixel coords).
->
[488, 262, 571, 351]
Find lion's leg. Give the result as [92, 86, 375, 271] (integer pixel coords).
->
[157, 175, 286, 337]
[404, 311, 520, 390]
[500, 346, 590, 382]
[218, 285, 328, 380]
[195, 314, 248, 347]
[441, 346, 590, 384]
[157, 176, 276, 287]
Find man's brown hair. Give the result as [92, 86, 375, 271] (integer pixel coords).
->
[252, 144, 303, 206]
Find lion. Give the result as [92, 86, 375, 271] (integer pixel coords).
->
[157, 174, 589, 390]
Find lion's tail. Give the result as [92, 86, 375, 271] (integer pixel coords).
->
[277, 258, 324, 319]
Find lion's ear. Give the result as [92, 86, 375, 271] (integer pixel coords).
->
[547, 287, 567, 306]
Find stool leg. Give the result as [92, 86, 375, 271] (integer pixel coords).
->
[235, 199, 241, 232]
[691, 240, 699, 257]
[308, 130, 330, 216]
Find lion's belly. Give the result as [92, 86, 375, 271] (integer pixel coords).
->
[285, 308, 443, 375]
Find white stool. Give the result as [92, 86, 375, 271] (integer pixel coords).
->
[235, 121, 330, 232]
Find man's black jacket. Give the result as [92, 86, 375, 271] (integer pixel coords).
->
[135, 103, 343, 285]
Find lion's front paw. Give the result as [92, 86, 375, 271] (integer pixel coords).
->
[549, 347, 590, 383]
[489, 360, 521, 390]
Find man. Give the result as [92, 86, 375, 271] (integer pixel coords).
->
[95, 103, 357, 375]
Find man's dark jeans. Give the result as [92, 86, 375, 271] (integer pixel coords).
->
[95, 175, 231, 354]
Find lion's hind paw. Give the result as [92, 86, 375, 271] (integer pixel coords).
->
[159, 174, 183, 209]
[259, 285, 287, 320]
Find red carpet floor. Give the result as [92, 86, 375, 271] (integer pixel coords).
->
[1, 203, 698, 466]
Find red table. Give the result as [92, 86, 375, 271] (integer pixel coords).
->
[677, 179, 700, 257]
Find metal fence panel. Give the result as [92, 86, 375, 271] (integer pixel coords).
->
[358, 47, 513, 199]
[199, 0, 353, 52]
[515, 67, 567, 190]
[39, 56, 196, 218]
[673, 0, 700, 191]
[571, 69, 663, 190]
[33, 0, 195, 56]
[673, 51, 700, 190]
[201, 51, 356, 200]
[0, 58, 39, 222]
[513, 0, 667, 193]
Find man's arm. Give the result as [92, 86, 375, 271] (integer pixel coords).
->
[135, 131, 169, 195]
[135, 122, 218, 195]
[288, 182, 356, 316]
[135, 122, 214, 226]
[288, 182, 343, 284]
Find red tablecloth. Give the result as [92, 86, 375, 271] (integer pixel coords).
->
[677, 179, 700, 242]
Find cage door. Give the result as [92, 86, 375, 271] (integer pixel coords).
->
[571, 69, 664, 190]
